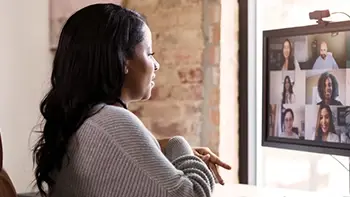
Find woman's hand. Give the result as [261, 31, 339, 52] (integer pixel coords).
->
[192, 147, 231, 185]
[157, 138, 232, 185]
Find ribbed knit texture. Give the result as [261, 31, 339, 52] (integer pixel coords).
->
[50, 104, 215, 197]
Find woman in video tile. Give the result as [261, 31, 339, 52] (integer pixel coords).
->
[281, 76, 295, 104]
[317, 72, 343, 105]
[313, 104, 340, 142]
[280, 108, 299, 139]
[281, 39, 300, 70]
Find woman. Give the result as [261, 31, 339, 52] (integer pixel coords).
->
[281, 39, 300, 70]
[279, 108, 299, 139]
[317, 72, 343, 106]
[32, 4, 230, 197]
[281, 76, 295, 104]
[313, 104, 339, 142]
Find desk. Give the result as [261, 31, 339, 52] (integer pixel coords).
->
[212, 184, 348, 197]
[17, 184, 348, 197]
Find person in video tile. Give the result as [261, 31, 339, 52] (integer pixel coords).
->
[313, 104, 340, 142]
[282, 76, 295, 104]
[279, 108, 299, 139]
[317, 72, 343, 105]
[312, 41, 339, 70]
[281, 39, 299, 70]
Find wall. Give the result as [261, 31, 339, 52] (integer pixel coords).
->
[50, 0, 123, 49]
[0, 0, 51, 193]
[256, 0, 350, 194]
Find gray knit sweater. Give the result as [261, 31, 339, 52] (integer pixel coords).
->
[50, 104, 215, 197]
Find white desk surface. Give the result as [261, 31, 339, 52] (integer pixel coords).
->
[212, 183, 348, 197]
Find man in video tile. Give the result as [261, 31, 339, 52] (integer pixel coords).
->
[317, 72, 343, 105]
[312, 41, 339, 69]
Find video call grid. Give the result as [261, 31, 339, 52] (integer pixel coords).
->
[267, 31, 350, 144]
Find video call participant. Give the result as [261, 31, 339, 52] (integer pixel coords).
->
[312, 104, 339, 142]
[280, 39, 300, 70]
[317, 72, 343, 106]
[279, 108, 299, 139]
[312, 41, 339, 70]
[282, 76, 295, 104]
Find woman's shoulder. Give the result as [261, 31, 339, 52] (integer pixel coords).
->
[83, 104, 155, 142]
[89, 104, 142, 126]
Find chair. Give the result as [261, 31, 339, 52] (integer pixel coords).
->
[0, 133, 17, 197]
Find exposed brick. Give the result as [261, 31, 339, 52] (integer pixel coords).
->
[154, 28, 204, 49]
[158, 0, 182, 9]
[182, 101, 203, 115]
[177, 66, 203, 84]
[204, 45, 220, 66]
[209, 23, 221, 45]
[207, 1, 221, 24]
[209, 127, 220, 155]
[169, 84, 203, 100]
[209, 108, 220, 126]
[150, 85, 171, 100]
[157, 0, 202, 9]
[212, 66, 220, 85]
[151, 120, 187, 138]
[186, 115, 202, 146]
[124, 0, 158, 12]
[140, 102, 182, 121]
[154, 46, 203, 67]
[155, 66, 182, 86]
[176, 6, 203, 28]
[209, 87, 220, 106]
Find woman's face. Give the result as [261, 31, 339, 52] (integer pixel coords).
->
[283, 41, 291, 59]
[324, 77, 333, 100]
[284, 78, 290, 90]
[284, 111, 293, 132]
[319, 108, 330, 133]
[123, 24, 160, 102]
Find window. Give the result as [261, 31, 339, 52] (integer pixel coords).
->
[255, 0, 350, 194]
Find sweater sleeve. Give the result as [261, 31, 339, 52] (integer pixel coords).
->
[101, 106, 215, 197]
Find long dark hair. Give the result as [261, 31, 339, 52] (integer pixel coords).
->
[32, 4, 145, 196]
[282, 39, 295, 70]
[315, 104, 336, 141]
[282, 76, 294, 104]
[317, 72, 339, 100]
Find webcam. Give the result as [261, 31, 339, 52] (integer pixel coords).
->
[309, 10, 331, 25]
